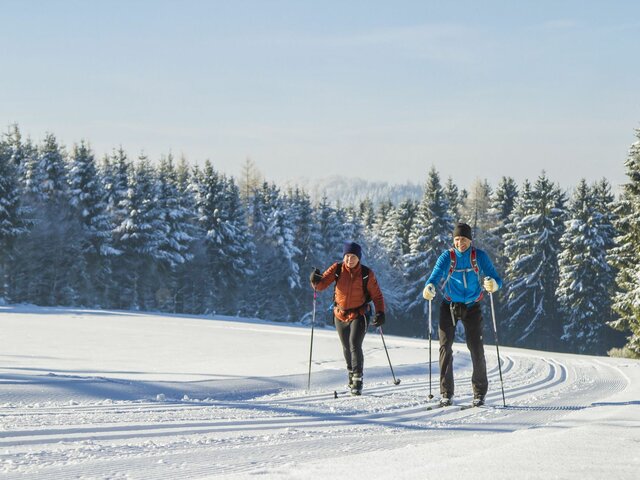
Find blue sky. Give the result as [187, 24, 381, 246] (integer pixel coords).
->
[2, 0, 639, 190]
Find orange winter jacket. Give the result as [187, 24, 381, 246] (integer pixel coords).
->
[314, 262, 385, 322]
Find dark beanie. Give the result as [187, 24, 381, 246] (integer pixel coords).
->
[453, 222, 472, 240]
[343, 241, 362, 259]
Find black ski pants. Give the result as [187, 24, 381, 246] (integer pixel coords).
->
[438, 301, 488, 398]
[335, 315, 368, 376]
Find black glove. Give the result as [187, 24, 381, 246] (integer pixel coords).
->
[309, 268, 322, 286]
[372, 311, 385, 327]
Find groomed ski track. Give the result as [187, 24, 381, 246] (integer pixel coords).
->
[0, 306, 637, 479]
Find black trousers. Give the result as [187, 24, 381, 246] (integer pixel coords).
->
[438, 301, 488, 397]
[335, 315, 368, 375]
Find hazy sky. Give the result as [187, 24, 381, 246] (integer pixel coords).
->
[2, 0, 639, 190]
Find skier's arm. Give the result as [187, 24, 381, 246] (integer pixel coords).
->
[313, 262, 340, 292]
[367, 270, 385, 314]
[477, 251, 503, 289]
[425, 251, 450, 288]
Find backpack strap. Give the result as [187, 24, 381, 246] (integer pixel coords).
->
[470, 247, 483, 302]
[470, 247, 479, 276]
[333, 262, 342, 305]
[441, 249, 457, 299]
[334, 262, 342, 281]
[361, 265, 371, 303]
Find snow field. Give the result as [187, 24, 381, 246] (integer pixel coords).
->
[0, 305, 638, 479]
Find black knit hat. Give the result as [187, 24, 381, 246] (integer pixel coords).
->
[452, 222, 472, 240]
[343, 241, 362, 260]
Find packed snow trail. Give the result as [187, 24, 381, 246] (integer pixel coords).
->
[0, 306, 638, 479]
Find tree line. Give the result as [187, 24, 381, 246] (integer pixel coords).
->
[1, 125, 639, 357]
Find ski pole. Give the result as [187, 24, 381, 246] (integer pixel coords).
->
[428, 299, 433, 400]
[489, 291, 506, 407]
[306, 288, 317, 392]
[379, 327, 401, 385]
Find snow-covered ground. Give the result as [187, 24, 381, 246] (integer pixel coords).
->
[1, 305, 638, 479]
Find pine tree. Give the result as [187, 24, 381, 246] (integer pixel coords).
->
[556, 179, 616, 354]
[503, 173, 567, 350]
[0, 130, 29, 302]
[376, 202, 405, 268]
[15, 134, 85, 305]
[403, 167, 453, 336]
[112, 156, 164, 309]
[289, 188, 321, 275]
[608, 128, 640, 357]
[492, 176, 519, 222]
[37, 133, 69, 202]
[249, 182, 301, 321]
[68, 141, 119, 305]
[102, 147, 131, 214]
[361, 201, 407, 333]
[315, 195, 343, 268]
[221, 177, 255, 314]
[444, 176, 463, 223]
[488, 176, 519, 270]
[395, 199, 418, 256]
[154, 154, 196, 311]
[592, 179, 623, 348]
[175, 155, 192, 195]
[282, 188, 321, 321]
[193, 161, 255, 315]
[3, 124, 34, 177]
[337, 205, 364, 244]
[358, 197, 375, 230]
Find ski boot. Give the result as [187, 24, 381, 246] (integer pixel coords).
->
[472, 394, 485, 407]
[347, 371, 354, 390]
[351, 374, 363, 396]
[439, 395, 453, 407]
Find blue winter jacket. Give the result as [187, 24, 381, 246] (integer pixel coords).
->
[425, 247, 503, 305]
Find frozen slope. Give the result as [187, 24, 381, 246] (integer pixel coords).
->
[0, 305, 638, 479]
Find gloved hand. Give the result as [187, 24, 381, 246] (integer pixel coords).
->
[372, 311, 385, 327]
[483, 277, 499, 293]
[309, 268, 322, 287]
[423, 283, 436, 301]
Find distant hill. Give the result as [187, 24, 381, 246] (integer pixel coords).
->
[281, 176, 423, 207]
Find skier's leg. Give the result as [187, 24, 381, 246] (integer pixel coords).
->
[438, 302, 456, 398]
[349, 315, 367, 394]
[334, 316, 353, 372]
[462, 303, 488, 397]
[349, 315, 368, 376]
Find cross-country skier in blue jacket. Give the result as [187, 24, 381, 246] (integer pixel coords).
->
[422, 222, 503, 407]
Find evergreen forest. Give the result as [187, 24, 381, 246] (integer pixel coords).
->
[2, 125, 640, 357]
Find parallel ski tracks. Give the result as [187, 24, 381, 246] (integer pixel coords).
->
[0, 352, 629, 478]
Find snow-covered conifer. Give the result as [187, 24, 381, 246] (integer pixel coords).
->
[445, 176, 463, 223]
[608, 128, 640, 356]
[403, 167, 453, 335]
[112, 156, 163, 309]
[249, 182, 301, 321]
[557, 179, 616, 354]
[358, 197, 375, 230]
[193, 161, 255, 314]
[315, 195, 343, 266]
[0, 130, 29, 301]
[37, 133, 69, 202]
[503, 173, 567, 350]
[68, 141, 119, 305]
